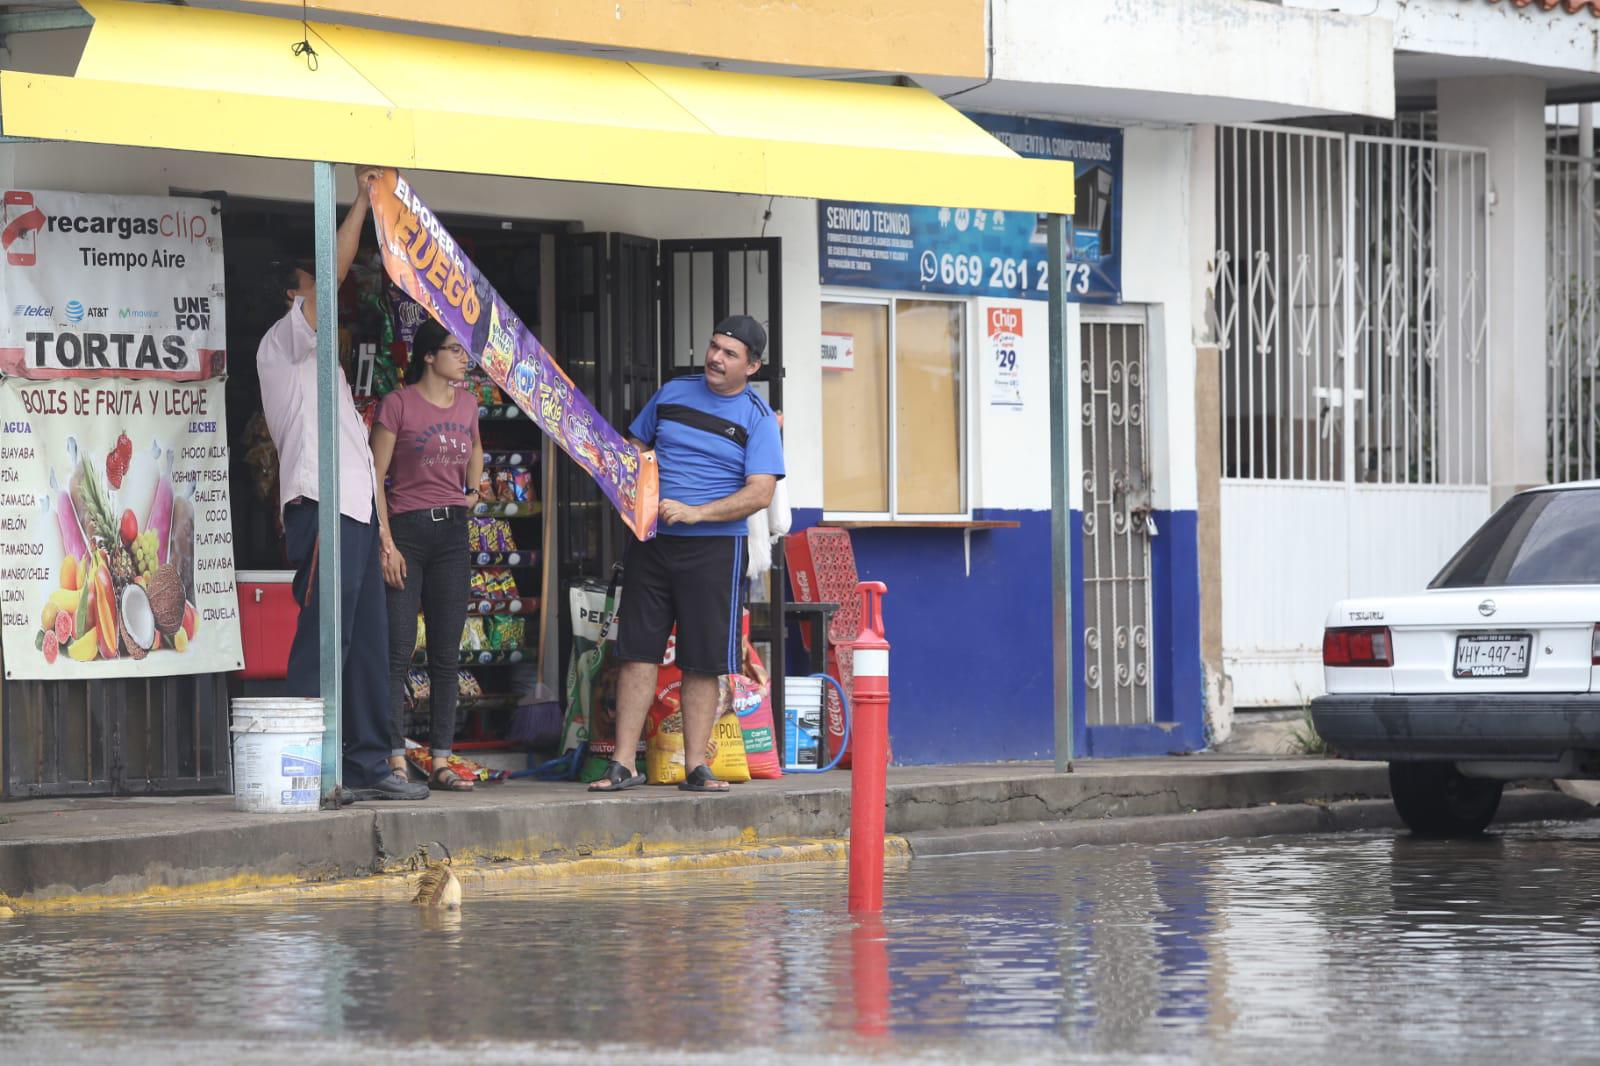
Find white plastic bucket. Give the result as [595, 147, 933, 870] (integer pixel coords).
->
[784, 681, 825, 770]
[230, 697, 325, 814]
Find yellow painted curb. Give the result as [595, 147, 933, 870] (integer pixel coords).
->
[8, 836, 913, 914]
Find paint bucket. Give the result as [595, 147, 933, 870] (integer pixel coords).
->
[784, 678, 824, 770]
[230, 697, 324, 814]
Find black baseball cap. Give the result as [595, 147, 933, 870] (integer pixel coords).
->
[714, 315, 767, 361]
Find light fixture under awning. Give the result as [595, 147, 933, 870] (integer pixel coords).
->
[0, 0, 1074, 214]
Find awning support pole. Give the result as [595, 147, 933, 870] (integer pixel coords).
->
[313, 161, 343, 801]
[1047, 213, 1075, 774]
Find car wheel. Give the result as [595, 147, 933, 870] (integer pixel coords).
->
[1388, 761, 1504, 837]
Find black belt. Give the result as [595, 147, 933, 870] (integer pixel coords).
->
[425, 505, 466, 522]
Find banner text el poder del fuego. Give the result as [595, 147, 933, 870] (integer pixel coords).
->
[366, 170, 659, 540]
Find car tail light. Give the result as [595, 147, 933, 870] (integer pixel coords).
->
[1591, 625, 1600, 666]
[1323, 626, 1393, 668]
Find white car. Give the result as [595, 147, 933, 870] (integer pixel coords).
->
[1311, 482, 1600, 836]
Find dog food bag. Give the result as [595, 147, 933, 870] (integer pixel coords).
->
[643, 679, 751, 785]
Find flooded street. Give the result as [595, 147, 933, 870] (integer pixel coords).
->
[6, 822, 1600, 1064]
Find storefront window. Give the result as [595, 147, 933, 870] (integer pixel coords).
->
[821, 296, 967, 518]
[821, 301, 890, 512]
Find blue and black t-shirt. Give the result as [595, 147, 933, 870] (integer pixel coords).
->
[629, 376, 785, 537]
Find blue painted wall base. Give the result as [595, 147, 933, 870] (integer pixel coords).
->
[787, 506, 1205, 764]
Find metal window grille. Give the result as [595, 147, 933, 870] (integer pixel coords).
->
[1080, 313, 1153, 728]
[1216, 124, 1490, 488]
[1547, 152, 1600, 483]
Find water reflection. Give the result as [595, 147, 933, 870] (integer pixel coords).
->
[5, 822, 1600, 1060]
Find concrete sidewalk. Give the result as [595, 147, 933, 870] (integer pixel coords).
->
[0, 755, 1590, 908]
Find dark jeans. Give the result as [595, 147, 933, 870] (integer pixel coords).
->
[283, 500, 393, 790]
[385, 508, 471, 757]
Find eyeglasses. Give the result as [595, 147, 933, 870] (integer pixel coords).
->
[439, 342, 467, 356]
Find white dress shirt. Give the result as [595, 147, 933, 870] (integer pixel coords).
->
[256, 296, 377, 524]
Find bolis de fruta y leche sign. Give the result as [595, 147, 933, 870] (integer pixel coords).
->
[0, 189, 242, 679]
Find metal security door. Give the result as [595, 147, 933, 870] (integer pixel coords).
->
[1548, 150, 1600, 482]
[553, 231, 659, 584]
[1081, 310, 1154, 727]
[659, 238, 783, 409]
[1215, 124, 1491, 706]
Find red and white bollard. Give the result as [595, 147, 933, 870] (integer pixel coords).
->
[848, 580, 890, 914]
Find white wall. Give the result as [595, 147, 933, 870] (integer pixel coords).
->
[1290, 0, 1600, 78]
[1120, 126, 1199, 515]
[1437, 77, 1548, 502]
[0, 141, 829, 510]
[986, 0, 1393, 122]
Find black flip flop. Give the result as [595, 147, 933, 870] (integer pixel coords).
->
[678, 765, 729, 793]
[588, 759, 646, 793]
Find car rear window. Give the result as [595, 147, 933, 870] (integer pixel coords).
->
[1431, 488, 1600, 588]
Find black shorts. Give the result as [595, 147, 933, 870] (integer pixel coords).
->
[616, 534, 745, 676]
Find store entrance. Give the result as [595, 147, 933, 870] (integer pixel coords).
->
[551, 234, 786, 701]
[222, 198, 784, 770]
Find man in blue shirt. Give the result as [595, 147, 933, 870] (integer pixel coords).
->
[590, 315, 785, 794]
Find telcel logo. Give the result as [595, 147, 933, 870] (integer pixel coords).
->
[13, 304, 52, 317]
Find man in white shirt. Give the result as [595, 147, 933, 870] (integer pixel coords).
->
[258, 165, 427, 802]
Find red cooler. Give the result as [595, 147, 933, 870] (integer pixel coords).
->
[236, 570, 299, 680]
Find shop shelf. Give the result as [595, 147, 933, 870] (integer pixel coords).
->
[412, 647, 538, 666]
[478, 405, 527, 421]
[466, 597, 541, 616]
[470, 553, 539, 567]
[455, 694, 520, 711]
[482, 451, 538, 468]
[472, 500, 541, 518]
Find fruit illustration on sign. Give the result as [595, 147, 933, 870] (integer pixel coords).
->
[68, 626, 98, 662]
[106, 431, 132, 490]
[120, 584, 155, 660]
[119, 508, 138, 548]
[92, 550, 118, 659]
[147, 562, 185, 642]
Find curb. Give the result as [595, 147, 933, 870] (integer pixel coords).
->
[902, 788, 1600, 856]
[5, 836, 915, 914]
[1, 760, 1393, 906]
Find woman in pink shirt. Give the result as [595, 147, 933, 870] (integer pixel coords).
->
[370, 320, 484, 791]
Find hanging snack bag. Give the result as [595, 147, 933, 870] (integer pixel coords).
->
[494, 470, 516, 502]
[512, 470, 533, 502]
[497, 520, 518, 552]
[470, 570, 490, 601]
[497, 570, 520, 601]
[487, 614, 525, 651]
[415, 613, 427, 654]
[477, 470, 495, 501]
[406, 668, 431, 707]
[458, 671, 482, 700]
[461, 617, 487, 653]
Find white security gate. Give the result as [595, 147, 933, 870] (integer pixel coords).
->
[1548, 152, 1600, 482]
[1216, 124, 1492, 706]
[1080, 309, 1154, 728]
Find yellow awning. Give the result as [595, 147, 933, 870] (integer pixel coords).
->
[0, 1, 1074, 214]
